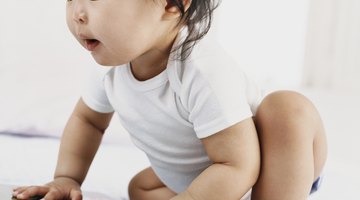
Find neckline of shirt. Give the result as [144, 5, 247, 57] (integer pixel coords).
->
[123, 62, 169, 92]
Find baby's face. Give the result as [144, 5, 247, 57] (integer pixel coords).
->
[66, 0, 175, 66]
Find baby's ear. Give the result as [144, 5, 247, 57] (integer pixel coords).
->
[163, 0, 191, 20]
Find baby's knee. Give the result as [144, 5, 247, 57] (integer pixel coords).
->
[128, 167, 166, 200]
[257, 90, 318, 124]
[255, 90, 322, 142]
[128, 173, 144, 200]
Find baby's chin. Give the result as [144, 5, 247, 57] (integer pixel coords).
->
[91, 54, 128, 67]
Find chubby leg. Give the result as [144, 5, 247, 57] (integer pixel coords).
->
[251, 91, 327, 200]
[128, 167, 177, 200]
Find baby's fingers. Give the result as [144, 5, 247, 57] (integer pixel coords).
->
[13, 186, 49, 199]
[70, 189, 83, 200]
[12, 186, 28, 196]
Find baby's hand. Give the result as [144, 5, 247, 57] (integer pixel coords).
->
[12, 177, 82, 200]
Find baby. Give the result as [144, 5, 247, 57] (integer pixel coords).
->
[13, 0, 327, 199]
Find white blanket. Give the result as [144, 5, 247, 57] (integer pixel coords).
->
[0, 134, 149, 199]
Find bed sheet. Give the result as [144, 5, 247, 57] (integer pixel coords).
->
[1, 88, 360, 200]
[0, 134, 149, 200]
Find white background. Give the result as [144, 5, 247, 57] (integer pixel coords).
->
[216, 0, 310, 88]
[0, 0, 311, 88]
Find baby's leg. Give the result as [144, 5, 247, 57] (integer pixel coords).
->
[128, 167, 177, 200]
[251, 91, 327, 200]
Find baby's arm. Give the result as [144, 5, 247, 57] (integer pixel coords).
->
[172, 118, 260, 200]
[13, 98, 113, 200]
[54, 98, 113, 184]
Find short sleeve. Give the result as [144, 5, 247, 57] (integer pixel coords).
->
[82, 66, 114, 113]
[183, 55, 255, 139]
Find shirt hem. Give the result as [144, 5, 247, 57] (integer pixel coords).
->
[195, 113, 253, 139]
[81, 96, 114, 113]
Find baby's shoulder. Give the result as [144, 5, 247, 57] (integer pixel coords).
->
[169, 40, 249, 95]
[188, 38, 241, 74]
[168, 36, 250, 95]
[180, 39, 245, 82]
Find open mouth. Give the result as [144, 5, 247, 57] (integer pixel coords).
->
[84, 39, 100, 51]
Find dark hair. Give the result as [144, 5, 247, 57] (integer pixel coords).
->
[170, 0, 220, 60]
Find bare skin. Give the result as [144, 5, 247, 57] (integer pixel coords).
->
[128, 91, 327, 200]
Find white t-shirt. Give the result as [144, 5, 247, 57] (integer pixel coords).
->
[82, 30, 264, 193]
